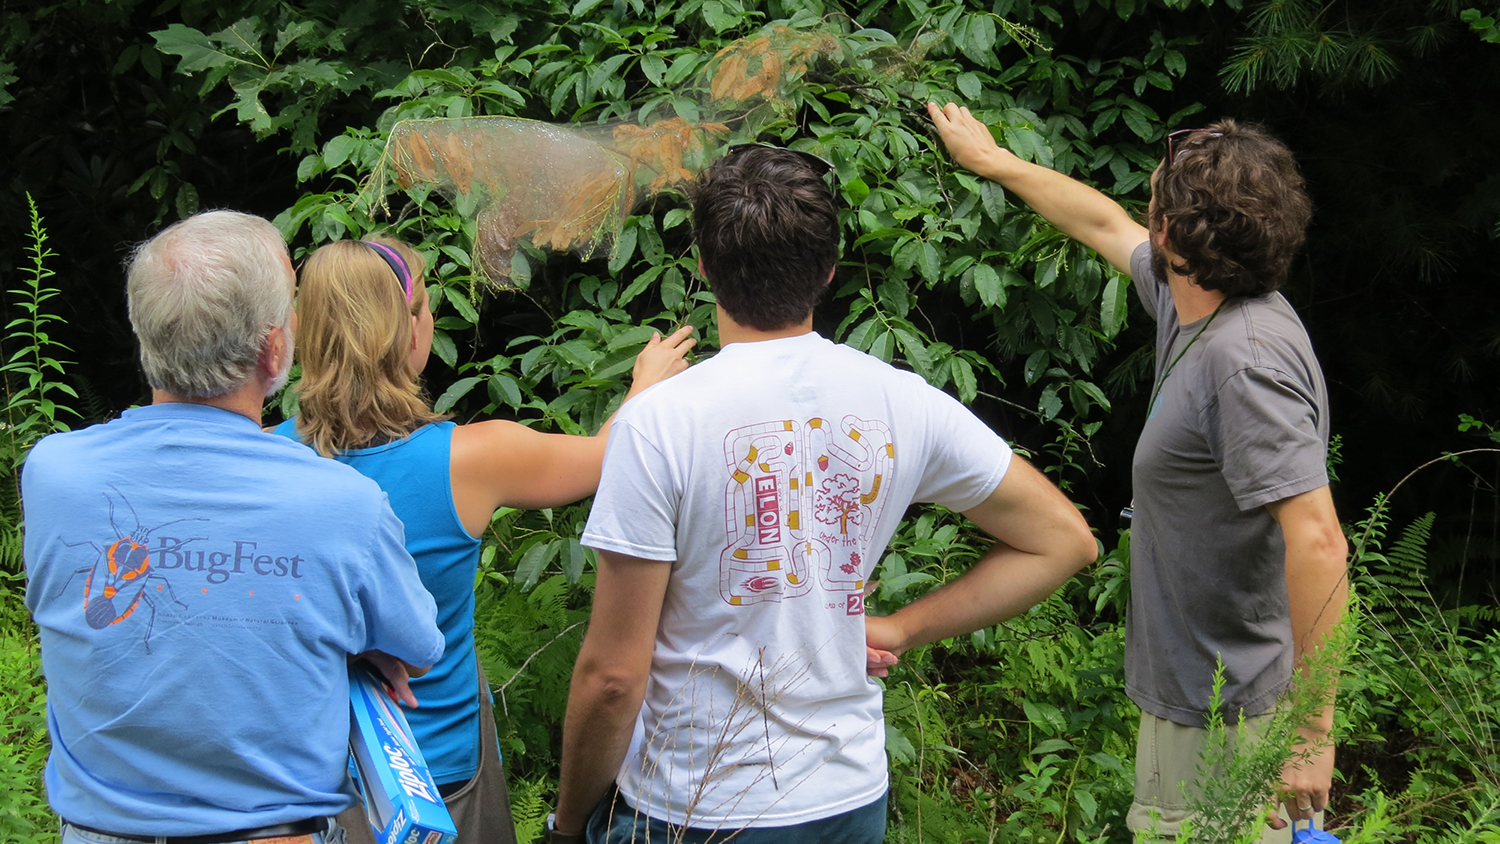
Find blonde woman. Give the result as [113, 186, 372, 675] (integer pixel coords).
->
[275, 237, 694, 844]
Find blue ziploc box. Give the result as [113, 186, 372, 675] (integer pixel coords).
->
[348, 666, 458, 844]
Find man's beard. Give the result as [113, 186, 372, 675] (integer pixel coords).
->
[266, 321, 294, 396]
[1149, 229, 1170, 282]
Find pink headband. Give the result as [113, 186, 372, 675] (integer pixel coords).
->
[360, 241, 414, 303]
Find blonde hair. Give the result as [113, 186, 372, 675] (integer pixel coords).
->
[293, 237, 442, 456]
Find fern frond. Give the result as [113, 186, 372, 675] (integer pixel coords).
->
[1364, 512, 1435, 623]
[507, 776, 551, 844]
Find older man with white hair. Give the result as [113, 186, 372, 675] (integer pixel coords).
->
[23, 210, 444, 844]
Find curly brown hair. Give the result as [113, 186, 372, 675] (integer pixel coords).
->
[691, 146, 839, 331]
[1149, 120, 1312, 297]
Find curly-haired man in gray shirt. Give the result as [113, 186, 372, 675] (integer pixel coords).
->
[927, 104, 1348, 842]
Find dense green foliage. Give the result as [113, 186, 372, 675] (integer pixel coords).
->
[4, 1, 1500, 842]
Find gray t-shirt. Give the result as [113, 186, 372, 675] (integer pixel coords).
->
[1127, 241, 1330, 725]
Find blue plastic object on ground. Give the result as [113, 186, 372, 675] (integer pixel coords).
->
[1291, 818, 1341, 844]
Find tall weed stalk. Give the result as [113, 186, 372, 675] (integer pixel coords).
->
[0, 194, 73, 843]
[3, 195, 77, 459]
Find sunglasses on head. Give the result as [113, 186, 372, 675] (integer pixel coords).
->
[1164, 128, 1225, 172]
[721, 142, 835, 178]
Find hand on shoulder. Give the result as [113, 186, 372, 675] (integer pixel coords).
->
[630, 325, 695, 396]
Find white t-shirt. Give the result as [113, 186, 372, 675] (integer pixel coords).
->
[582, 332, 1013, 828]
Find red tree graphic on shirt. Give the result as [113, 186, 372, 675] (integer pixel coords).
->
[840, 550, 861, 575]
[815, 473, 864, 535]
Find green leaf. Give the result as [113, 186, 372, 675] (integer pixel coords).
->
[844, 318, 878, 351]
[886, 724, 917, 765]
[879, 571, 937, 597]
[1022, 699, 1067, 736]
[1075, 789, 1098, 822]
[892, 327, 934, 378]
[1031, 738, 1074, 755]
[1090, 752, 1126, 774]
[959, 14, 997, 65]
[211, 19, 264, 57]
[663, 54, 699, 86]
[323, 135, 357, 169]
[608, 226, 638, 274]
[274, 21, 315, 55]
[1039, 383, 1063, 419]
[296, 154, 324, 183]
[660, 267, 685, 308]
[1024, 350, 1048, 385]
[515, 540, 560, 590]
[447, 292, 480, 325]
[974, 264, 1004, 308]
[956, 72, 982, 100]
[1101, 274, 1128, 339]
[916, 242, 941, 284]
[616, 265, 664, 307]
[153, 24, 237, 74]
[430, 329, 458, 368]
[1164, 50, 1187, 76]
[671, 96, 700, 124]
[641, 54, 666, 86]
[606, 325, 659, 350]
[592, 350, 637, 381]
[488, 373, 523, 409]
[563, 538, 590, 582]
[842, 177, 871, 207]
[434, 376, 483, 413]
[1036, 256, 1059, 289]
[572, 0, 608, 16]
[979, 181, 1006, 222]
[1077, 379, 1112, 412]
[950, 357, 977, 403]
[174, 183, 200, 219]
[1121, 107, 1154, 140]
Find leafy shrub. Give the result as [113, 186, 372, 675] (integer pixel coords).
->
[0, 576, 52, 844]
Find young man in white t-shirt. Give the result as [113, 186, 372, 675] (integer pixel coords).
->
[547, 145, 1097, 844]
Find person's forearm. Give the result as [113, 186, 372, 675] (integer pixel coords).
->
[884, 540, 1089, 652]
[975, 154, 1138, 251]
[1286, 540, 1347, 732]
[1276, 489, 1349, 734]
[554, 666, 648, 833]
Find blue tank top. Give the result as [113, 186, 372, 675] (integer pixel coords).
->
[274, 419, 484, 784]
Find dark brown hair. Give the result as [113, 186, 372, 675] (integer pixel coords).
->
[1149, 119, 1312, 297]
[690, 147, 839, 330]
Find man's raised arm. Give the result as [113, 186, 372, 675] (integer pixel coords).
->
[865, 457, 1096, 665]
[927, 102, 1147, 274]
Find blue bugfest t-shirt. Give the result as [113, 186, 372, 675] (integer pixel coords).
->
[23, 403, 444, 836]
[274, 420, 485, 785]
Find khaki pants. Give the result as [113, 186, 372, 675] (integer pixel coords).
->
[1127, 712, 1323, 844]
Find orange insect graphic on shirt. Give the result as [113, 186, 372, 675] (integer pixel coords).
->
[53, 485, 206, 653]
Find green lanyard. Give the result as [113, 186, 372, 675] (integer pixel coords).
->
[1147, 299, 1226, 414]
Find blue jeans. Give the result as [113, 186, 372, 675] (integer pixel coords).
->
[61, 817, 346, 844]
[587, 789, 887, 844]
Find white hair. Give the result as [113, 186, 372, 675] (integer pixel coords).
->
[126, 211, 293, 398]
